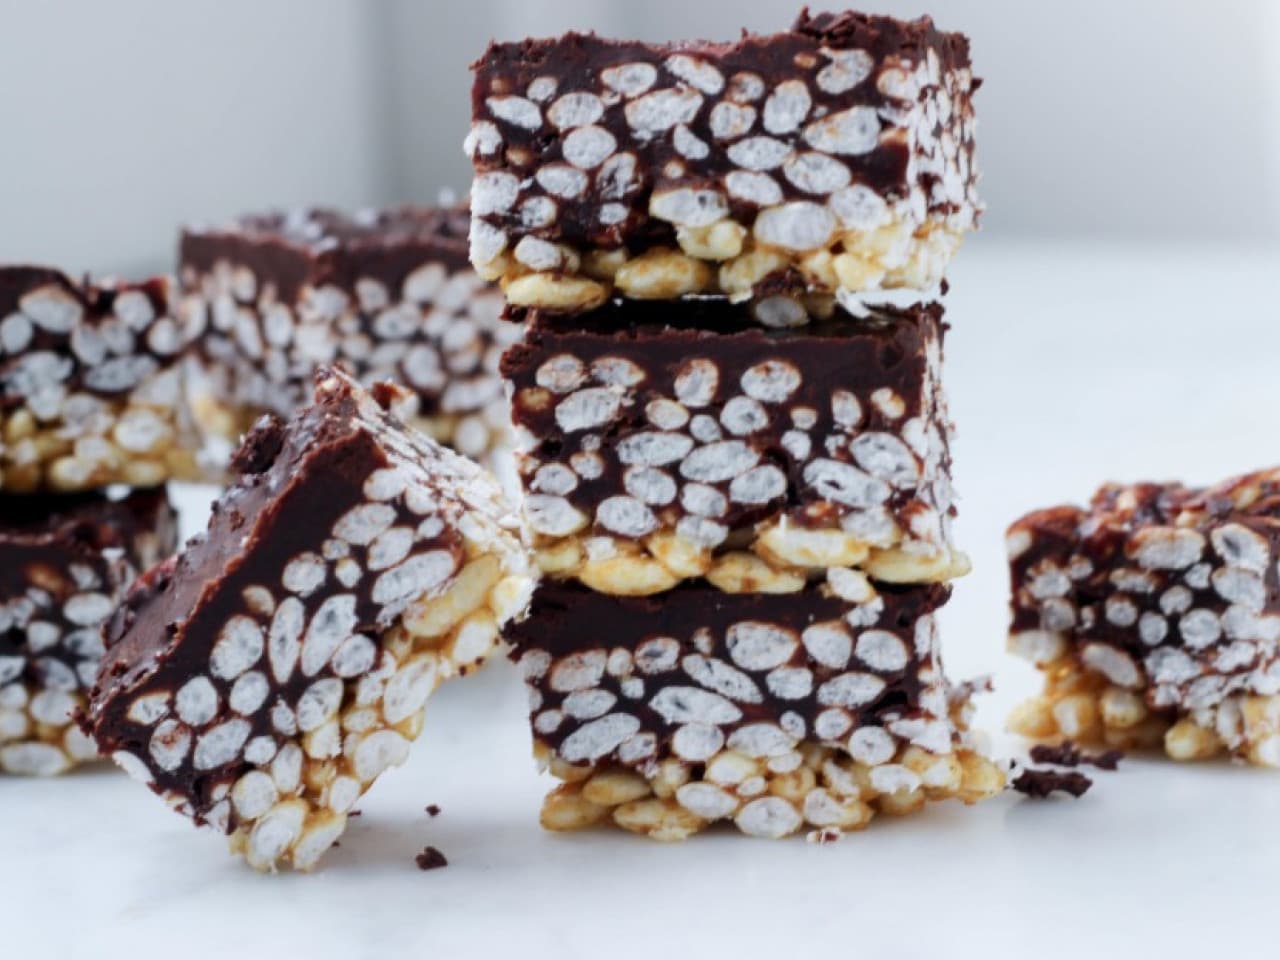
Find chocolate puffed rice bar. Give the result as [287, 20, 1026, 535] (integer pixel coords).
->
[512, 576, 1003, 840]
[1007, 468, 1280, 767]
[1, 266, 199, 491]
[468, 10, 977, 313]
[0, 488, 176, 775]
[180, 206, 520, 464]
[86, 368, 533, 871]
[501, 298, 966, 595]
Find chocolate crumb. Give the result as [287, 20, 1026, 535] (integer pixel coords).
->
[1087, 750, 1123, 772]
[425, 804, 441, 817]
[1012, 768, 1093, 799]
[415, 846, 448, 870]
[1029, 741, 1123, 771]
[229, 415, 284, 475]
[348, 810, 362, 817]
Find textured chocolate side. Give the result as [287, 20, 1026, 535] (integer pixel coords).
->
[514, 570, 1009, 839]
[0, 488, 177, 775]
[0, 267, 187, 405]
[1008, 473, 1280, 703]
[0, 265, 200, 491]
[1006, 469, 1280, 764]
[466, 13, 977, 304]
[180, 207, 473, 303]
[179, 207, 516, 457]
[511, 576, 954, 769]
[501, 298, 957, 588]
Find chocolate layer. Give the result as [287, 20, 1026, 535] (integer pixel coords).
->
[179, 206, 516, 447]
[0, 487, 177, 692]
[1008, 469, 1280, 711]
[181, 207, 472, 304]
[502, 298, 954, 570]
[511, 576, 954, 768]
[0, 266, 186, 407]
[0, 488, 177, 774]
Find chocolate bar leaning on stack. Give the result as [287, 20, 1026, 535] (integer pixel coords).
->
[86, 368, 533, 870]
[1007, 468, 1280, 767]
[179, 206, 519, 468]
[1, 265, 194, 774]
[472, 9, 1004, 842]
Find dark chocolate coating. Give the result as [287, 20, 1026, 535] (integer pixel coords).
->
[1008, 470, 1280, 706]
[180, 207, 471, 304]
[0, 266, 179, 407]
[503, 298, 950, 539]
[511, 578, 949, 763]
[0, 488, 177, 694]
[179, 205, 513, 426]
[470, 13, 973, 252]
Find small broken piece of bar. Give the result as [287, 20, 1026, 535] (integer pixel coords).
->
[86, 368, 533, 871]
[1006, 467, 1280, 767]
[179, 206, 521, 465]
[510, 579, 1003, 841]
[0, 488, 177, 775]
[467, 11, 977, 312]
[1, 266, 200, 491]
[415, 845, 448, 870]
[501, 298, 966, 595]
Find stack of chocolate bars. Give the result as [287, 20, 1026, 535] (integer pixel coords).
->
[0, 266, 191, 774]
[470, 11, 1004, 840]
[177, 206, 520, 467]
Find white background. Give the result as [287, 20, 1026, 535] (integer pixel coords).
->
[2, 2, 1280, 957]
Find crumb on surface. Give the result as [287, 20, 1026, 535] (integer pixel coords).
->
[1012, 768, 1093, 799]
[415, 846, 448, 871]
[1029, 741, 1123, 771]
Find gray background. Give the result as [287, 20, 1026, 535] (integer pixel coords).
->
[2, 0, 1278, 274]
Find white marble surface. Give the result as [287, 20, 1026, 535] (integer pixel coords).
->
[4, 243, 1280, 959]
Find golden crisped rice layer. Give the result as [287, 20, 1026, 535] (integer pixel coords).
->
[1, 397, 198, 492]
[1009, 657, 1280, 768]
[537, 737, 1004, 842]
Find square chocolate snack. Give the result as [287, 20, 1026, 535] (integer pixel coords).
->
[1, 266, 199, 491]
[1007, 468, 1280, 767]
[511, 575, 1002, 840]
[501, 297, 966, 595]
[179, 206, 520, 463]
[87, 369, 533, 870]
[0, 488, 177, 775]
[468, 11, 977, 312]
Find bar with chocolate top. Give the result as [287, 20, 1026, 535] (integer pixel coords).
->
[86, 368, 533, 871]
[511, 576, 1003, 841]
[1006, 468, 1280, 767]
[1, 266, 200, 491]
[179, 206, 520, 464]
[467, 10, 977, 313]
[501, 297, 967, 595]
[0, 488, 177, 775]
